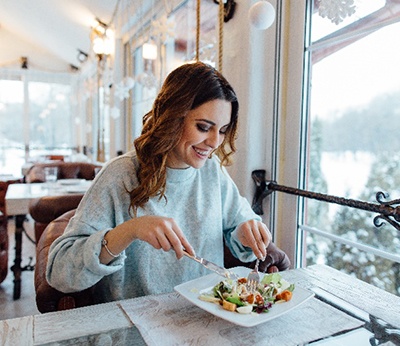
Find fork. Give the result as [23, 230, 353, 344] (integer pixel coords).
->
[247, 258, 260, 291]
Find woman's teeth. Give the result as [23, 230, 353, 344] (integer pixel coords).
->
[194, 148, 208, 156]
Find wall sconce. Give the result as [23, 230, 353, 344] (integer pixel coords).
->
[142, 42, 158, 60]
[20, 57, 28, 69]
[213, 0, 236, 22]
[77, 49, 89, 63]
[90, 18, 114, 60]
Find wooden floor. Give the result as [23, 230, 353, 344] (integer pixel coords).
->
[0, 216, 40, 321]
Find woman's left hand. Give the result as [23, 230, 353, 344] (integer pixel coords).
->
[236, 220, 271, 259]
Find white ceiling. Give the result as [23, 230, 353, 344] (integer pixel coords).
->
[0, 0, 119, 72]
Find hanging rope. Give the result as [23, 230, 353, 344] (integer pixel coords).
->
[218, 0, 224, 72]
[196, 0, 201, 61]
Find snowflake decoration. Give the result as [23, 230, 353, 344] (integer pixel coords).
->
[113, 76, 135, 101]
[151, 15, 176, 43]
[137, 71, 158, 89]
[199, 37, 217, 64]
[110, 106, 121, 119]
[318, 0, 356, 25]
[187, 34, 217, 64]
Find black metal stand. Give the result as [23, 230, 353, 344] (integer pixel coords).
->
[10, 214, 35, 300]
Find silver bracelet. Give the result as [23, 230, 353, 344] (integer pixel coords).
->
[102, 237, 121, 258]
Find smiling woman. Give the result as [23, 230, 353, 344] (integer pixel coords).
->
[45, 61, 289, 307]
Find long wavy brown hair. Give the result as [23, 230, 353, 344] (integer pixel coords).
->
[131, 61, 239, 214]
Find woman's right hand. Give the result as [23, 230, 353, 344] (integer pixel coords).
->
[125, 215, 195, 259]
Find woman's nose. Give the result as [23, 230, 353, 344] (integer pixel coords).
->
[206, 131, 221, 149]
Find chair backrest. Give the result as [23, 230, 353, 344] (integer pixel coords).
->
[25, 162, 102, 183]
[29, 194, 84, 242]
[0, 179, 22, 216]
[35, 209, 96, 313]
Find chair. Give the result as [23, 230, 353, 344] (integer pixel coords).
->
[31, 194, 95, 312]
[45, 155, 65, 161]
[29, 194, 84, 242]
[35, 209, 95, 312]
[24, 162, 102, 183]
[0, 213, 8, 284]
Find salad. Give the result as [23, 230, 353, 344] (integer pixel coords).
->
[199, 272, 295, 314]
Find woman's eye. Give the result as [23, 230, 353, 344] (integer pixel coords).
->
[197, 124, 210, 132]
[219, 126, 229, 135]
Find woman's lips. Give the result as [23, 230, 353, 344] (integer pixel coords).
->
[193, 146, 209, 158]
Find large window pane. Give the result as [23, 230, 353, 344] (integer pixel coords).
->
[29, 81, 73, 153]
[0, 76, 76, 177]
[0, 79, 24, 176]
[304, 0, 400, 296]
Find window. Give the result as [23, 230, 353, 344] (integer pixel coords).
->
[0, 72, 77, 176]
[0, 79, 24, 176]
[301, 0, 400, 295]
[29, 81, 73, 156]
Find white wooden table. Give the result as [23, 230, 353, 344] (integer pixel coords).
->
[5, 181, 91, 300]
[0, 265, 399, 346]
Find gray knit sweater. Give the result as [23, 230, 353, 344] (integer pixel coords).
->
[46, 150, 260, 304]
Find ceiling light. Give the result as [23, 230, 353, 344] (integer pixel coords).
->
[90, 19, 114, 59]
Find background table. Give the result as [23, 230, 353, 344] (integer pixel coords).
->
[5, 181, 91, 299]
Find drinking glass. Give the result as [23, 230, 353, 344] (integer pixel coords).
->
[44, 167, 58, 185]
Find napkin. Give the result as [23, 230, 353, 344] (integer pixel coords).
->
[119, 292, 364, 346]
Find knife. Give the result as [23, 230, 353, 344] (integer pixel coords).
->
[183, 250, 239, 280]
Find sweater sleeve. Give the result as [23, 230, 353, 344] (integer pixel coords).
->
[218, 165, 261, 263]
[46, 155, 135, 293]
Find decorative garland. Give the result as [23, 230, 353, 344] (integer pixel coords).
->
[196, 0, 200, 61]
[218, 0, 224, 72]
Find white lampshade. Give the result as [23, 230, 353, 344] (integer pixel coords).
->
[142, 42, 158, 60]
[92, 37, 106, 55]
[248, 1, 276, 30]
[91, 27, 114, 56]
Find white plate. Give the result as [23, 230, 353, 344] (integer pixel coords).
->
[174, 266, 314, 327]
[58, 179, 84, 185]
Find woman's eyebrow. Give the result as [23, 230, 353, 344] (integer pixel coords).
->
[195, 119, 230, 128]
[195, 118, 216, 125]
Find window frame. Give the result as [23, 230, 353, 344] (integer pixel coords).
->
[275, 0, 400, 277]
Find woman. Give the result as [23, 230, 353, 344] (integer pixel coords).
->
[47, 62, 289, 304]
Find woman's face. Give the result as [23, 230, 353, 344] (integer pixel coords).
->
[167, 99, 232, 169]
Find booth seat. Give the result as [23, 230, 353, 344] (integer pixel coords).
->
[24, 162, 102, 183]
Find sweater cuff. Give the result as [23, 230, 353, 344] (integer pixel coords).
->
[229, 228, 257, 263]
[83, 229, 126, 275]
